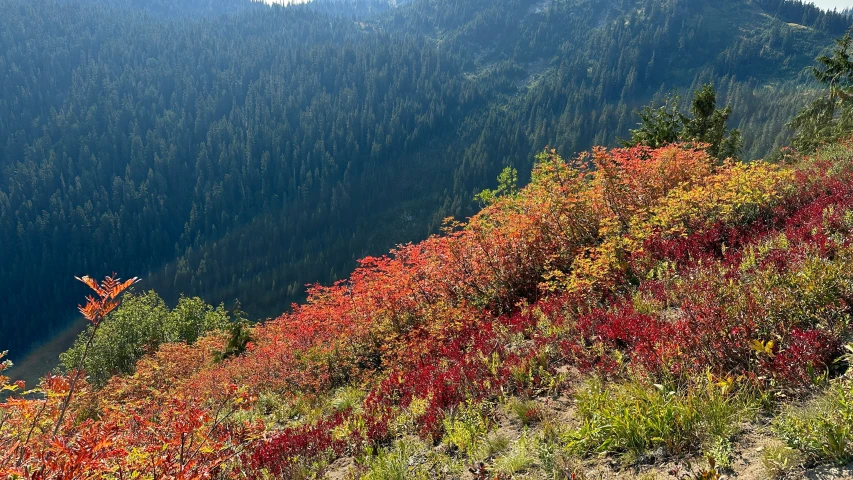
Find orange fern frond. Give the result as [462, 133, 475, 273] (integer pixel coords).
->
[107, 276, 139, 299]
[98, 274, 139, 299]
[75, 274, 138, 324]
[78, 296, 101, 322]
[75, 276, 105, 297]
[101, 298, 120, 317]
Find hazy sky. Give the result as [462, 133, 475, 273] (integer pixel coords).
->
[810, 0, 852, 11]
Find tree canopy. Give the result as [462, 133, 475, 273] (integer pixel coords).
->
[790, 30, 853, 152]
[624, 84, 743, 160]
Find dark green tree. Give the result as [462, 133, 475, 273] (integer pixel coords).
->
[214, 320, 254, 362]
[683, 84, 743, 160]
[623, 92, 685, 149]
[624, 84, 742, 160]
[790, 30, 853, 152]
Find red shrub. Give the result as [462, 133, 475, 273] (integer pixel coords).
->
[767, 328, 841, 387]
[246, 411, 349, 478]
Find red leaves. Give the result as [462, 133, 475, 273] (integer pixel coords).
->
[246, 412, 349, 478]
[572, 304, 673, 376]
[27, 421, 125, 480]
[767, 328, 840, 387]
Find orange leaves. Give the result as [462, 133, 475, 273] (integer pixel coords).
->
[74, 274, 138, 300]
[540, 145, 796, 295]
[75, 274, 139, 324]
[589, 144, 714, 234]
[28, 421, 125, 480]
[74, 275, 102, 295]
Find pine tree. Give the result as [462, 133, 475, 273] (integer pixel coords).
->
[790, 30, 853, 152]
[624, 84, 742, 160]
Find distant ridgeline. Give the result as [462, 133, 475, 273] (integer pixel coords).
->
[751, 0, 853, 35]
[76, 0, 260, 18]
[0, 0, 850, 358]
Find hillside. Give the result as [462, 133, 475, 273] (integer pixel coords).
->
[1, 0, 850, 365]
[4, 137, 853, 477]
[4, 0, 853, 475]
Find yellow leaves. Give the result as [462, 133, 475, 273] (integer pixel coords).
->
[633, 162, 794, 240]
[0, 381, 24, 393]
[704, 370, 739, 396]
[534, 147, 797, 297]
[750, 339, 775, 357]
[715, 377, 735, 395]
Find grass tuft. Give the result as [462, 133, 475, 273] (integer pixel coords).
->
[494, 431, 539, 476]
[506, 397, 542, 426]
[775, 377, 853, 465]
[564, 378, 755, 464]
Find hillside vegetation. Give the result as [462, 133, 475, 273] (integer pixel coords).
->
[4, 137, 853, 477]
[2, 0, 850, 359]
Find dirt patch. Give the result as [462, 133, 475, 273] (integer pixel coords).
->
[325, 456, 355, 480]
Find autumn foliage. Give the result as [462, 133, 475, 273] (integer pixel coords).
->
[3, 140, 853, 477]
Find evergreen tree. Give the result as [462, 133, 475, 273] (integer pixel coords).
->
[623, 92, 685, 149]
[624, 84, 742, 160]
[683, 85, 743, 160]
[790, 30, 853, 152]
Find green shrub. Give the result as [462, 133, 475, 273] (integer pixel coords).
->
[705, 437, 734, 471]
[775, 378, 853, 465]
[761, 442, 804, 479]
[60, 291, 231, 386]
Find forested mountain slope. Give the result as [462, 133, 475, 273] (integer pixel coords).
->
[86, 0, 259, 17]
[0, 0, 849, 360]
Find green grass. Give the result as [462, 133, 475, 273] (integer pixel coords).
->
[775, 377, 853, 465]
[493, 431, 540, 476]
[329, 385, 365, 413]
[362, 438, 429, 480]
[442, 401, 493, 460]
[481, 432, 511, 459]
[563, 378, 756, 464]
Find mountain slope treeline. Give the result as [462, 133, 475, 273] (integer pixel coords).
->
[0, 0, 478, 350]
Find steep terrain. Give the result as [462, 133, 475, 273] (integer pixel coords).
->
[5, 138, 853, 477]
[0, 0, 850, 379]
